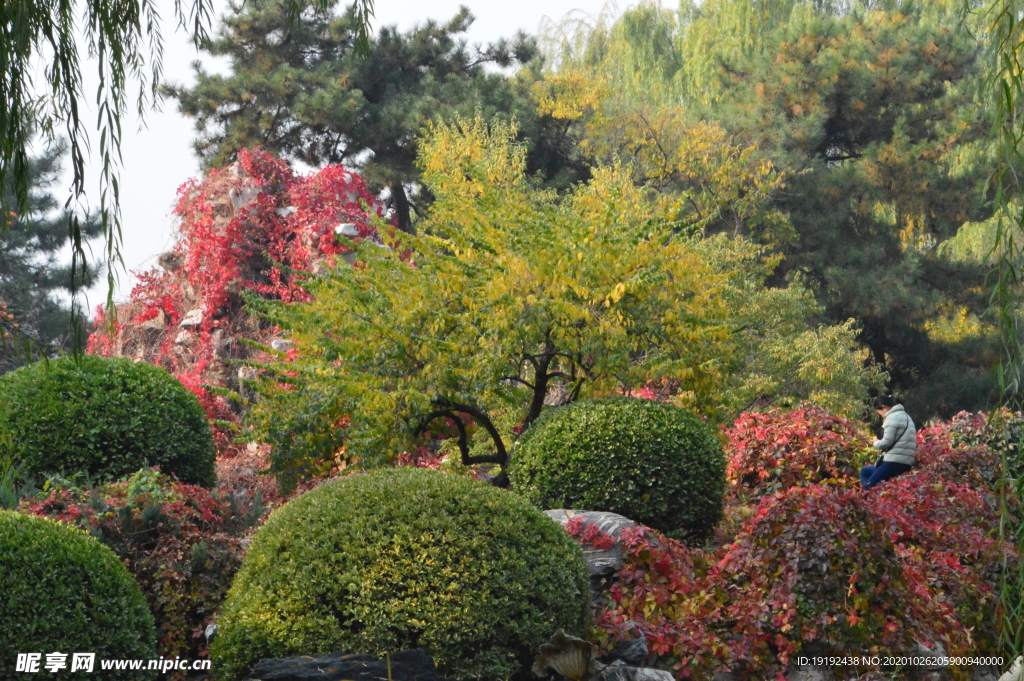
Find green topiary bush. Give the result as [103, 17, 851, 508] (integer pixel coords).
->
[211, 467, 590, 681]
[0, 355, 215, 486]
[509, 397, 726, 541]
[0, 510, 157, 679]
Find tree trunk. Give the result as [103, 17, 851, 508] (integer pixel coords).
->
[390, 182, 415, 235]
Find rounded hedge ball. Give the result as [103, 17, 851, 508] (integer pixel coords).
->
[0, 355, 215, 486]
[0, 511, 157, 679]
[211, 467, 590, 681]
[509, 397, 726, 541]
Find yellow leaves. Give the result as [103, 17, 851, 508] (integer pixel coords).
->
[418, 116, 527, 200]
[532, 70, 608, 121]
[922, 304, 988, 344]
[605, 282, 627, 306]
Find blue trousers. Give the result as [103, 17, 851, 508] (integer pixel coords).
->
[860, 461, 913, 490]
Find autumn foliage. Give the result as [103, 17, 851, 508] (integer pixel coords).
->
[21, 470, 265, 669]
[578, 408, 1014, 679]
[724, 406, 869, 497]
[87, 148, 386, 454]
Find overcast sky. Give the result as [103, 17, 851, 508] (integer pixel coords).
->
[71, 0, 641, 308]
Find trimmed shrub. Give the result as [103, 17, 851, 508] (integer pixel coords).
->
[0, 510, 157, 679]
[509, 397, 725, 540]
[0, 355, 216, 486]
[211, 467, 590, 681]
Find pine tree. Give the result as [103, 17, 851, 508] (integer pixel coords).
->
[541, 0, 998, 417]
[0, 142, 102, 374]
[169, 1, 583, 234]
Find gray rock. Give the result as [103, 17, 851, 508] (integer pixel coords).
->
[544, 510, 641, 614]
[786, 665, 834, 681]
[180, 308, 204, 327]
[335, 223, 360, 238]
[229, 185, 260, 210]
[543, 510, 639, 578]
[908, 642, 951, 681]
[140, 311, 167, 330]
[591, 666, 674, 681]
[242, 649, 451, 681]
[974, 667, 1003, 681]
[157, 251, 184, 271]
[608, 635, 648, 667]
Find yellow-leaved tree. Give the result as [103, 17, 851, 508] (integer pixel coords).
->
[247, 115, 880, 489]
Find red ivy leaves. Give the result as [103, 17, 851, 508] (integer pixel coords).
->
[583, 409, 1013, 679]
[724, 406, 869, 498]
[88, 149, 388, 455]
[564, 517, 617, 550]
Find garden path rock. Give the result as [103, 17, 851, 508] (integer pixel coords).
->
[241, 650, 452, 681]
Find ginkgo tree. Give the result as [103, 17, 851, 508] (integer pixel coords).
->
[247, 115, 878, 489]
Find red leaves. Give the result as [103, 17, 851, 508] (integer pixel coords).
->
[22, 472, 260, 668]
[587, 409, 1012, 679]
[724, 406, 868, 498]
[564, 517, 618, 550]
[86, 149, 388, 457]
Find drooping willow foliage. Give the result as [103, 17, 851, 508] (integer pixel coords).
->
[0, 0, 373, 329]
[982, 0, 1024, 661]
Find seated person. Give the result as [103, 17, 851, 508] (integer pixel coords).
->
[861, 395, 915, 490]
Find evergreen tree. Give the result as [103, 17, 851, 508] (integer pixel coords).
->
[170, 1, 585, 234]
[715, 6, 995, 417]
[0, 142, 102, 374]
[541, 0, 998, 417]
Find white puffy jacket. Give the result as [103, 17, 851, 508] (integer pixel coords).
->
[872, 404, 916, 465]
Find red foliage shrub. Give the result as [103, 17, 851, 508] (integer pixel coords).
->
[865, 467, 1007, 651]
[724, 406, 869, 498]
[20, 470, 266, 670]
[88, 149, 388, 455]
[594, 526, 719, 676]
[914, 423, 1001, 496]
[590, 412, 1013, 679]
[714, 485, 968, 670]
[595, 486, 973, 679]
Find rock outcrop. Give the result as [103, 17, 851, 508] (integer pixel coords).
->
[242, 650, 451, 681]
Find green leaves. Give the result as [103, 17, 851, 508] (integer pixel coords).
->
[210, 468, 589, 681]
[509, 397, 726, 542]
[0, 510, 157, 677]
[0, 355, 216, 487]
